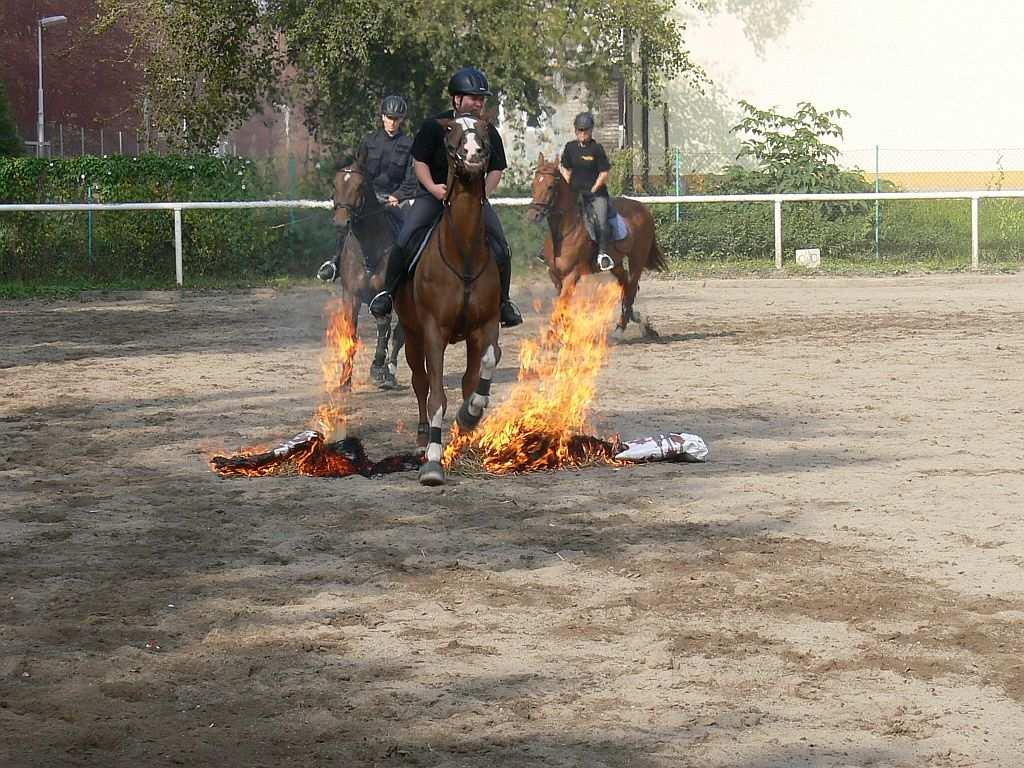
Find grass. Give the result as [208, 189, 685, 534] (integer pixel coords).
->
[0, 274, 319, 300]
[4, 252, 1022, 300]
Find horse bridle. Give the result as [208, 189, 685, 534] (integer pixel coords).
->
[527, 167, 563, 219]
[333, 166, 391, 225]
[435, 123, 491, 328]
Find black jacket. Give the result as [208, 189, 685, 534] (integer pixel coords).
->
[358, 129, 418, 201]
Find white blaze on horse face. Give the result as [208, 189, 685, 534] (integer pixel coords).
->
[344, 172, 351, 182]
[455, 116, 484, 166]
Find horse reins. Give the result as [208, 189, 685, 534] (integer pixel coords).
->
[333, 167, 393, 226]
[436, 125, 491, 333]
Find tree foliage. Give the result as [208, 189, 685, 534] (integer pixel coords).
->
[0, 80, 22, 157]
[97, 0, 694, 151]
[720, 100, 868, 194]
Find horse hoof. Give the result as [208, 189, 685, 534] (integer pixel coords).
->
[456, 402, 482, 432]
[378, 373, 398, 390]
[419, 460, 445, 486]
[610, 326, 626, 343]
[370, 364, 386, 385]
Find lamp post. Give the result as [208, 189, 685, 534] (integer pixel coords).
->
[36, 14, 67, 158]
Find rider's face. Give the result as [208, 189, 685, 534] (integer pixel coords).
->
[382, 115, 401, 135]
[453, 94, 485, 116]
[575, 128, 593, 143]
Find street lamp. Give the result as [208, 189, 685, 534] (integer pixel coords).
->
[37, 14, 68, 158]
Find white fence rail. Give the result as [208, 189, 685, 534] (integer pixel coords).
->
[3, 191, 1023, 284]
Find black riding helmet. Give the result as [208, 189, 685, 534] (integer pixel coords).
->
[448, 67, 492, 97]
[573, 112, 595, 131]
[380, 95, 408, 118]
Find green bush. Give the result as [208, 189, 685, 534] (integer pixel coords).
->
[0, 81, 21, 157]
[0, 155, 335, 282]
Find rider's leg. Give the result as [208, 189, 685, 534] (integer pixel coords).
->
[483, 202, 523, 327]
[370, 196, 440, 317]
[592, 195, 613, 271]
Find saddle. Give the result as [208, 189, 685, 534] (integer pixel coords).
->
[580, 197, 630, 244]
[405, 213, 504, 276]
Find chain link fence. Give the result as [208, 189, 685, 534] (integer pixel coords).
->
[665, 147, 1024, 192]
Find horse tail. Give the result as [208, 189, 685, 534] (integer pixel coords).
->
[647, 239, 669, 273]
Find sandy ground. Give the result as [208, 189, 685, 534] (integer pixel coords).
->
[2, 273, 1024, 767]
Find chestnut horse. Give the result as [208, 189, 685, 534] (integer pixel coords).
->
[326, 151, 405, 389]
[526, 153, 667, 336]
[394, 116, 501, 486]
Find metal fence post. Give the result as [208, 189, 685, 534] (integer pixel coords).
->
[174, 207, 183, 286]
[674, 147, 681, 223]
[971, 196, 980, 270]
[874, 144, 881, 259]
[87, 185, 94, 267]
[774, 198, 783, 269]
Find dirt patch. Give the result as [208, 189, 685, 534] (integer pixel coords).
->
[3, 275, 1024, 766]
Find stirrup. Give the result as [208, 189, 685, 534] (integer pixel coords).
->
[597, 252, 614, 272]
[500, 299, 523, 328]
[369, 290, 393, 318]
[316, 260, 337, 281]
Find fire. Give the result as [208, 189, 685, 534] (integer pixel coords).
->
[312, 300, 362, 441]
[444, 281, 622, 473]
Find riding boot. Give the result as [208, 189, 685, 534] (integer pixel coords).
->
[369, 244, 408, 318]
[497, 256, 523, 328]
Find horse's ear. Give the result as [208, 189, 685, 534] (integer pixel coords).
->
[537, 152, 545, 165]
[355, 145, 368, 171]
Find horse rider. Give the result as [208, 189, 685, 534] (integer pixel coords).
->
[560, 111, 614, 271]
[368, 66, 524, 328]
[358, 94, 419, 236]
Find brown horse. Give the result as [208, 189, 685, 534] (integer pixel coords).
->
[394, 116, 501, 486]
[526, 153, 667, 336]
[326, 150, 404, 389]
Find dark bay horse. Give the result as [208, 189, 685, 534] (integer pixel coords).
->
[323, 151, 404, 389]
[394, 116, 501, 486]
[526, 153, 667, 337]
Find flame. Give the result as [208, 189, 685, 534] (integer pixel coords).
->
[312, 299, 362, 441]
[444, 281, 622, 473]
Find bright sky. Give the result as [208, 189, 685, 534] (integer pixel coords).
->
[686, 0, 1024, 168]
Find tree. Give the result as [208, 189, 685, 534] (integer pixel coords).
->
[0, 80, 22, 156]
[726, 100, 868, 194]
[97, 0, 695, 151]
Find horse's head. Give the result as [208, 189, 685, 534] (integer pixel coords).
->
[332, 148, 369, 229]
[527, 152, 562, 223]
[441, 115, 491, 180]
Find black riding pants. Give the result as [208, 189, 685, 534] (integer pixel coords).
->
[396, 194, 510, 266]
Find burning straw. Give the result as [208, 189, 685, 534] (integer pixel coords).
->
[445, 282, 624, 474]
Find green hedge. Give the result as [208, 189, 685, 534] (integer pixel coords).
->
[0, 155, 334, 282]
[650, 197, 1024, 267]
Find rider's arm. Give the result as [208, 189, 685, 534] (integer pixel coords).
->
[592, 143, 611, 193]
[414, 160, 445, 200]
[485, 169, 503, 197]
[559, 142, 573, 183]
[393, 153, 419, 202]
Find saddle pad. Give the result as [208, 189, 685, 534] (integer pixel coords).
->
[583, 204, 630, 243]
[408, 216, 441, 273]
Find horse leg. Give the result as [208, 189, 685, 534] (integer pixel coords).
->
[385, 319, 404, 389]
[336, 294, 360, 390]
[370, 314, 391, 387]
[418, 325, 448, 486]
[457, 331, 501, 432]
[403, 331, 430, 455]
